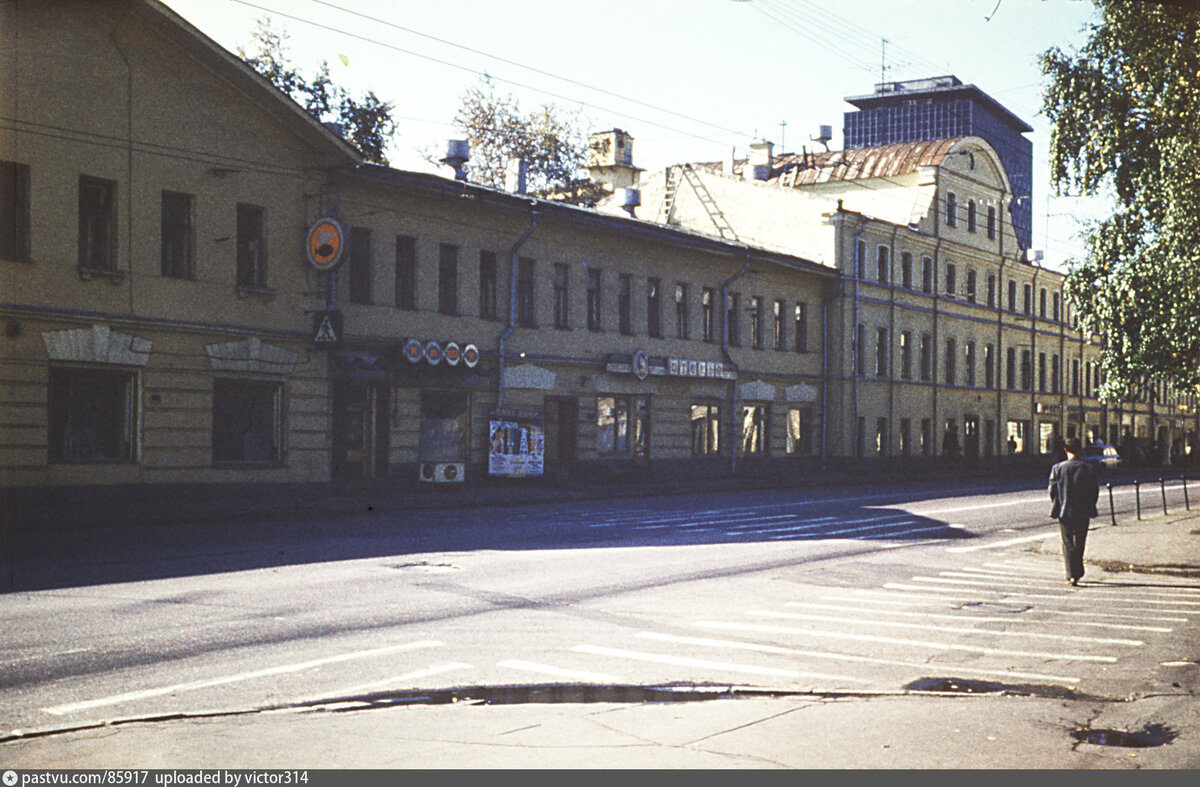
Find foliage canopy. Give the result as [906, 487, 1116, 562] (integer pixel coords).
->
[239, 19, 395, 164]
[1041, 0, 1200, 402]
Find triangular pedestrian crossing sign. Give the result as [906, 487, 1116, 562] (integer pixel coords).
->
[314, 316, 338, 343]
[312, 309, 342, 346]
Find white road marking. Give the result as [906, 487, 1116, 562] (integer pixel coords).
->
[879, 584, 1191, 620]
[635, 632, 1082, 684]
[788, 600, 1172, 633]
[328, 663, 474, 696]
[497, 660, 624, 683]
[42, 640, 445, 715]
[946, 533, 1057, 552]
[571, 644, 865, 682]
[748, 609, 1143, 646]
[909, 577, 1200, 606]
[937, 571, 1200, 599]
[694, 621, 1119, 662]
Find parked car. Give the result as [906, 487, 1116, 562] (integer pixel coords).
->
[1080, 443, 1121, 472]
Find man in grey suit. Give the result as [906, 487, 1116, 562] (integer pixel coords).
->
[1049, 438, 1100, 586]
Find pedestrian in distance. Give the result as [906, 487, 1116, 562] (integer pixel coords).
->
[1049, 437, 1100, 586]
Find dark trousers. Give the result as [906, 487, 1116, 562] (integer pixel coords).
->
[1058, 516, 1090, 580]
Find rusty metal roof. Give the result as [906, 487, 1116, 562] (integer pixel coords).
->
[702, 138, 963, 186]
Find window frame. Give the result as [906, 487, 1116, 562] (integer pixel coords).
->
[350, 227, 374, 305]
[394, 235, 417, 311]
[47, 365, 137, 463]
[554, 262, 570, 329]
[436, 242, 458, 315]
[79, 175, 117, 272]
[479, 250, 498, 320]
[235, 202, 267, 289]
[160, 190, 194, 279]
[1, 160, 31, 262]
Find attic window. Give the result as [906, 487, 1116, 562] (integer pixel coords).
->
[968, 153, 976, 170]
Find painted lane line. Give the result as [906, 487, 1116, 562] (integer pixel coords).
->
[787, 601, 1172, 633]
[693, 621, 1118, 663]
[909, 576, 1200, 606]
[769, 523, 948, 542]
[328, 663, 474, 696]
[42, 640, 445, 716]
[946, 533, 1059, 552]
[571, 644, 865, 682]
[938, 571, 1200, 599]
[497, 660, 624, 683]
[879, 584, 1191, 620]
[761, 518, 920, 538]
[752, 515, 916, 536]
[747, 609, 1143, 646]
[635, 632, 1082, 684]
[627, 513, 834, 532]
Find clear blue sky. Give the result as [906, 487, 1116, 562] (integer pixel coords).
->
[161, 0, 1104, 268]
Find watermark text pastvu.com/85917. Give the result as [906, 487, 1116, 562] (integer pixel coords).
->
[3, 773, 311, 787]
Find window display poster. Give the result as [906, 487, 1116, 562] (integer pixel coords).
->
[489, 411, 544, 477]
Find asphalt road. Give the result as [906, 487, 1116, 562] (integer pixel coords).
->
[2, 475, 1198, 766]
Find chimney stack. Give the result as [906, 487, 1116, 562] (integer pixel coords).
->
[747, 139, 773, 181]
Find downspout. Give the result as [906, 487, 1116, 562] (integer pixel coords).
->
[852, 214, 868, 461]
[821, 287, 837, 469]
[497, 204, 539, 410]
[887, 224, 899, 460]
[722, 251, 751, 477]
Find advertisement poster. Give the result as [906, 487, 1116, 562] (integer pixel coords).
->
[488, 410, 544, 477]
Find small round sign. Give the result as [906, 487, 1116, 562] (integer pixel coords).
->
[424, 340, 443, 365]
[306, 218, 346, 271]
[444, 342, 461, 366]
[403, 337, 424, 364]
[462, 344, 479, 368]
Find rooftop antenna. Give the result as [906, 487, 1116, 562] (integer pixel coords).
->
[880, 38, 892, 84]
[779, 120, 787, 153]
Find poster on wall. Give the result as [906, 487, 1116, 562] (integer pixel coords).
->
[488, 409, 544, 477]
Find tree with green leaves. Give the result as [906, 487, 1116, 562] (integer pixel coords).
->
[239, 19, 395, 164]
[450, 76, 590, 196]
[1041, 1, 1200, 404]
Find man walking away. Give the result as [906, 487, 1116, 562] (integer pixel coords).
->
[1049, 438, 1100, 586]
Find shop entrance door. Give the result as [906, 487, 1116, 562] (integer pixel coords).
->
[333, 379, 388, 487]
[543, 396, 578, 485]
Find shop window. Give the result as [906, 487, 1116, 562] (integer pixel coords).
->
[395, 235, 417, 310]
[741, 404, 768, 455]
[161, 190, 193, 279]
[79, 175, 117, 272]
[1, 161, 31, 261]
[1006, 420, 1028, 454]
[597, 395, 648, 457]
[786, 407, 813, 455]
[479, 250, 498, 320]
[350, 227, 374, 305]
[236, 203, 266, 288]
[212, 378, 281, 464]
[420, 391, 468, 461]
[48, 366, 136, 462]
[437, 242, 458, 314]
[691, 402, 721, 455]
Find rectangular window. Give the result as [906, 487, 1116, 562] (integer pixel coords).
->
[517, 257, 536, 327]
[48, 366, 136, 462]
[967, 199, 977, 233]
[1052, 354, 1061, 394]
[749, 295, 763, 348]
[726, 292, 740, 346]
[1008, 280, 1017, 311]
[793, 302, 808, 353]
[1, 161, 31, 261]
[1052, 292, 1061, 322]
[876, 245, 889, 283]
[702, 287, 715, 342]
[921, 256, 933, 293]
[1023, 283, 1033, 315]
[855, 323, 866, 377]
[921, 418, 932, 457]
[479, 250, 497, 319]
[596, 396, 629, 456]
[1038, 352, 1047, 392]
[79, 175, 117, 271]
[944, 337, 957, 384]
[646, 277, 661, 338]
[900, 330, 912, 379]
[587, 267, 602, 331]
[965, 340, 976, 387]
[986, 274, 996, 308]
[966, 269, 977, 303]
[675, 283, 689, 339]
[946, 191, 957, 227]
[900, 252, 913, 289]
[1039, 288, 1047, 318]
[772, 299, 785, 350]
[554, 263, 570, 329]
[741, 404, 768, 455]
[919, 333, 933, 382]
[437, 242, 458, 314]
[350, 227, 374, 305]
[876, 417, 888, 457]
[1021, 349, 1032, 391]
[984, 343, 995, 388]
[618, 273, 632, 335]
[395, 235, 416, 310]
[945, 263, 957, 296]
[1072, 358, 1081, 395]
[212, 377, 281, 464]
[899, 418, 911, 457]
[691, 402, 722, 455]
[1006, 347, 1017, 389]
[855, 239, 867, 278]
[786, 407, 813, 455]
[875, 327, 888, 378]
[987, 206, 996, 239]
[234, 202, 267, 288]
[161, 191, 193, 279]
[419, 391, 468, 461]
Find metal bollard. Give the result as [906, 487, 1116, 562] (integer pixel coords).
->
[1160, 478, 1169, 516]
[1135, 480, 1142, 520]
[1183, 474, 1191, 511]
[1107, 483, 1116, 526]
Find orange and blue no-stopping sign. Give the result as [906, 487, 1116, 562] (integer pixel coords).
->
[307, 218, 346, 271]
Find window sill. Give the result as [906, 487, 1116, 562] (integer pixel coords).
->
[78, 266, 124, 284]
[236, 285, 276, 301]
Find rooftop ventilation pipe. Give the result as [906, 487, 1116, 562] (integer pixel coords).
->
[620, 188, 641, 218]
[747, 139, 773, 181]
[441, 140, 470, 181]
[505, 158, 528, 194]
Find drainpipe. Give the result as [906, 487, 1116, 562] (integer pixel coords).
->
[722, 251, 751, 477]
[497, 204, 539, 410]
[820, 286, 838, 469]
[852, 214, 868, 461]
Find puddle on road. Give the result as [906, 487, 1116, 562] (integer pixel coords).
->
[1071, 724, 1177, 748]
[904, 677, 1111, 702]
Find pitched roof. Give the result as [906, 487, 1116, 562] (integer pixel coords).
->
[704, 138, 961, 187]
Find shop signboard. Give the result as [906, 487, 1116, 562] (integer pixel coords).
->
[488, 408, 544, 477]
